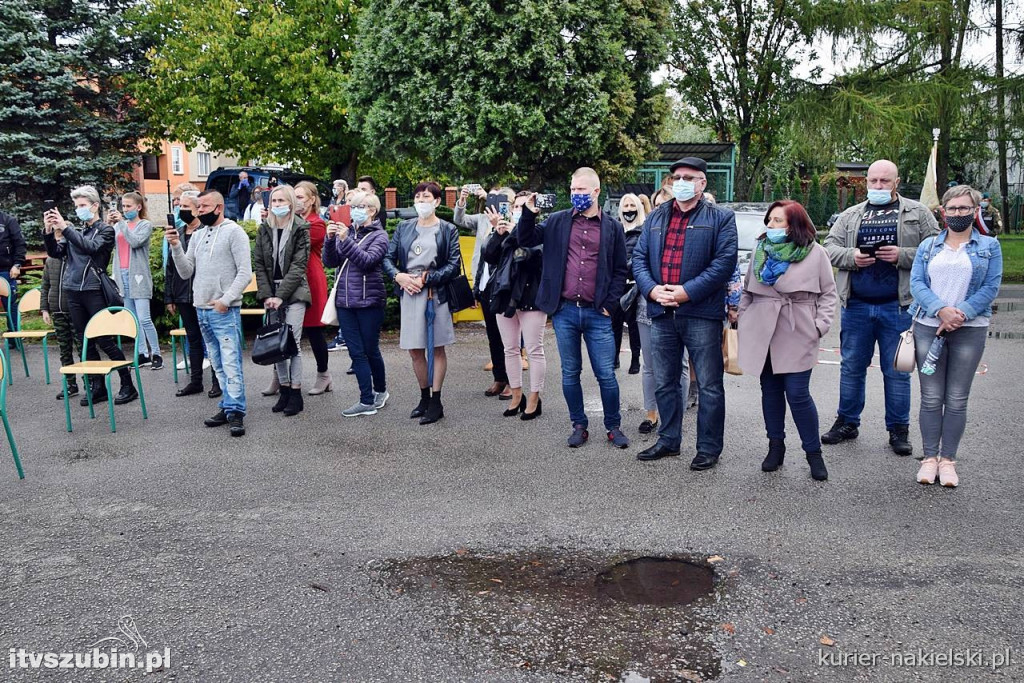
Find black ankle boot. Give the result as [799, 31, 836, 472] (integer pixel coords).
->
[888, 424, 913, 456]
[410, 388, 431, 419]
[762, 438, 786, 472]
[283, 388, 304, 416]
[272, 385, 291, 413]
[806, 451, 828, 481]
[419, 393, 444, 425]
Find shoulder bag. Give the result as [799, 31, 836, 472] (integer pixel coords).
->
[444, 235, 475, 313]
[251, 308, 298, 366]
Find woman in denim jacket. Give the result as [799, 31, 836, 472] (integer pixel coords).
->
[909, 185, 1002, 488]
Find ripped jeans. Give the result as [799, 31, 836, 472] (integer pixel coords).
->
[198, 306, 246, 416]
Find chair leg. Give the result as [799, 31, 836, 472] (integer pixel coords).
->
[62, 375, 73, 433]
[18, 338, 28, 379]
[86, 377, 95, 419]
[105, 374, 116, 433]
[42, 337, 51, 384]
[171, 335, 179, 384]
[136, 366, 148, 420]
[1, 345, 11, 386]
[2, 410, 24, 480]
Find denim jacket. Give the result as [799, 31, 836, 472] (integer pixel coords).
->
[908, 229, 1002, 321]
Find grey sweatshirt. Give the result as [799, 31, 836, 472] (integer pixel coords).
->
[170, 218, 253, 309]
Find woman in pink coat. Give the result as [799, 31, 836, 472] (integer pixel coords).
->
[737, 200, 837, 481]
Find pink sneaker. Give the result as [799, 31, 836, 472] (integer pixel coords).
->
[916, 457, 938, 485]
[937, 458, 959, 488]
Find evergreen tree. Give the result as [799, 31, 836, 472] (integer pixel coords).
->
[771, 173, 787, 201]
[807, 173, 824, 225]
[0, 0, 148, 241]
[822, 176, 839, 224]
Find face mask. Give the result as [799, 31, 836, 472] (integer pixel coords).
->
[197, 210, 220, 227]
[980, 201, 989, 209]
[765, 228, 788, 243]
[946, 214, 974, 233]
[672, 180, 696, 202]
[414, 201, 435, 218]
[621, 210, 638, 223]
[571, 193, 593, 212]
[350, 208, 369, 225]
[75, 206, 93, 221]
[511, 210, 523, 225]
[123, 209, 139, 220]
[867, 188, 894, 205]
[270, 206, 290, 217]
[178, 209, 194, 225]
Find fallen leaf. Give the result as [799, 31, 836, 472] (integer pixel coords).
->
[671, 579, 680, 586]
[820, 635, 836, 647]
[707, 555, 725, 564]
[310, 582, 330, 592]
[679, 670, 702, 682]
[455, 548, 469, 556]
[721, 622, 736, 634]
[530, 560, 543, 566]
[762, 627, 775, 635]
[795, 597, 808, 604]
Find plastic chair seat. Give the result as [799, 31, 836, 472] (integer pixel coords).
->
[170, 328, 188, 336]
[3, 330, 54, 339]
[60, 360, 133, 374]
[241, 308, 266, 316]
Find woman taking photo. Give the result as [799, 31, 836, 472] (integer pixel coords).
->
[109, 192, 162, 369]
[616, 193, 645, 374]
[482, 191, 546, 419]
[324, 190, 390, 417]
[910, 185, 1002, 488]
[383, 181, 461, 425]
[42, 185, 138, 406]
[737, 200, 836, 481]
[253, 184, 311, 417]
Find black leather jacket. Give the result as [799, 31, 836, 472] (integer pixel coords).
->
[382, 219, 461, 304]
[43, 221, 115, 293]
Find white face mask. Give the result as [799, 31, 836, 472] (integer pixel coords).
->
[414, 201, 435, 219]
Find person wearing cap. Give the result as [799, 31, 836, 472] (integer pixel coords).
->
[978, 193, 1003, 236]
[821, 159, 938, 455]
[517, 167, 631, 449]
[632, 157, 738, 470]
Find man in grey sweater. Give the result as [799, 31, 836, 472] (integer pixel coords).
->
[168, 190, 253, 437]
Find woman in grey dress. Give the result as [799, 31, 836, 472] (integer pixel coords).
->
[383, 182, 462, 424]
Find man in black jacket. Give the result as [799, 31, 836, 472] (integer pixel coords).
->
[0, 209, 28, 344]
[517, 167, 630, 449]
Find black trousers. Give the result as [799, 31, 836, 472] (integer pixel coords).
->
[479, 285, 508, 384]
[67, 289, 132, 391]
[177, 302, 207, 385]
[612, 304, 642, 364]
[304, 326, 329, 373]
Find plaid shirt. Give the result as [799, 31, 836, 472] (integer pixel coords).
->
[660, 202, 690, 284]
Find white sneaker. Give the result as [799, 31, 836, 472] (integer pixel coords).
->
[342, 402, 377, 418]
[202, 359, 211, 369]
[176, 360, 187, 370]
[373, 390, 390, 409]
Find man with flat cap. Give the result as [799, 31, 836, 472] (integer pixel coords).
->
[632, 157, 738, 470]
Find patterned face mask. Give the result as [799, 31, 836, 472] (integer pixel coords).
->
[571, 193, 593, 212]
[945, 214, 974, 233]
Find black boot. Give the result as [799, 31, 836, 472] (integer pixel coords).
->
[410, 387, 431, 419]
[806, 451, 828, 481]
[419, 392, 444, 425]
[80, 378, 107, 406]
[888, 425, 913, 456]
[283, 388, 304, 417]
[272, 385, 291, 413]
[762, 438, 786, 472]
[114, 382, 139, 405]
[208, 369, 222, 398]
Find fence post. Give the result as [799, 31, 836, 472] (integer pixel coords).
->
[385, 187, 397, 211]
[444, 186, 457, 207]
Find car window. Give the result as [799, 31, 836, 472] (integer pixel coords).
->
[735, 213, 764, 252]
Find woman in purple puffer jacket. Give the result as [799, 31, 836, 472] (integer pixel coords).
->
[323, 190, 390, 418]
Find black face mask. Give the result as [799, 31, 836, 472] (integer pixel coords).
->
[197, 210, 220, 227]
[621, 210, 638, 223]
[178, 209, 194, 224]
[945, 214, 974, 233]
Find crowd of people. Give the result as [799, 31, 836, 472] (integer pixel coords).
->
[11, 155, 1003, 488]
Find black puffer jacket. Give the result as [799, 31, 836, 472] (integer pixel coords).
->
[482, 228, 544, 315]
[0, 211, 27, 272]
[43, 221, 115, 292]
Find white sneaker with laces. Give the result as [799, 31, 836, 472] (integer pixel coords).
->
[342, 402, 377, 418]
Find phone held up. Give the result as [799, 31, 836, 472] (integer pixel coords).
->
[42, 200, 56, 214]
[464, 183, 482, 194]
[498, 201, 512, 222]
[534, 193, 557, 210]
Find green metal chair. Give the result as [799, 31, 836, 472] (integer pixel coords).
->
[2, 288, 56, 384]
[59, 307, 149, 433]
[169, 316, 189, 384]
[0, 277, 23, 386]
[0, 351, 24, 479]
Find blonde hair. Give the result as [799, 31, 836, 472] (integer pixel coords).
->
[121, 191, 148, 219]
[348, 190, 381, 219]
[295, 181, 322, 216]
[618, 193, 646, 228]
[267, 185, 300, 229]
[173, 182, 199, 198]
[639, 194, 652, 215]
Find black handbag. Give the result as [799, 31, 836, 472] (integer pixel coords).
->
[444, 246, 475, 314]
[251, 309, 298, 366]
[619, 284, 639, 316]
[90, 261, 124, 308]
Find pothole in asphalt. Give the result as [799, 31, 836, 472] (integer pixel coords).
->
[375, 549, 726, 681]
[596, 557, 714, 607]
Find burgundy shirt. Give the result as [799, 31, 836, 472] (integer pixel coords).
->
[561, 211, 602, 304]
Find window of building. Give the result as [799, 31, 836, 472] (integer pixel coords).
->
[141, 154, 161, 180]
[197, 152, 211, 177]
[171, 147, 184, 175]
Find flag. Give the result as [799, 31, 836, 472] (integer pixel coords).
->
[920, 134, 940, 210]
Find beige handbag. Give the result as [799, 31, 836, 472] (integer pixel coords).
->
[722, 325, 742, 376]
[893, 325, 916, 373]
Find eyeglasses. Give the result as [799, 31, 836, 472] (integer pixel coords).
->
[350, 204, 368, 210]
[671, 174, 704, 183]
[943, 205, 975, 215]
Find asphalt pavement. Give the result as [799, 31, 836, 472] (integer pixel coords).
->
[1, 292, 1022, 682]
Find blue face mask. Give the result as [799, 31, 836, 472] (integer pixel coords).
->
[350, 208, 369, 225]
[867, 188, 894, 205]
[75, 206, 93, 222]
[571, 193, 593, 212]
[270, 206, 290, 217]
[123, 209, 139, 220]
[672, 179, 697, 202]
[765, 228, 788, 243]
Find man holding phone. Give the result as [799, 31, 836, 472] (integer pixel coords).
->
[823, 159, 939, 455]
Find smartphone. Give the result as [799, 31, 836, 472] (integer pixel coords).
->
[535, 193, 557, 210]
[328, 204, 351, 225]
[261, 190, 270, 209]
[485, 193, 506, 213]
[166, 213, 175, 228]
[498, 201, 512, 222]
[42, 200, 56, 214]
[859, 244, 877, 258]
[465, 183, 482, 194]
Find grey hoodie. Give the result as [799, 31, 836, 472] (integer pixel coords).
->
[170, 218, 253, 309]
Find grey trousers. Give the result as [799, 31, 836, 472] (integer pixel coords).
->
[275, 302, 308, 386]
[637, 319, 688, 413]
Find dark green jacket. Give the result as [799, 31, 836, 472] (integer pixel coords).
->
[253, 216, 311, 304]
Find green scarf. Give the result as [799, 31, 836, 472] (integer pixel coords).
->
[753, 238, 813, 286]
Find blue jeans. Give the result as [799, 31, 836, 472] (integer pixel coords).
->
[550, 302, 620, 431]
[760, 354, 820, 453]
[198, 307, 245, 416]
[337, 306, 387, 405]
[0, 271, 18, 334]
[650, 315, 724, 455]
[120, 272, 160, 357]
[838, 298, 911, 429]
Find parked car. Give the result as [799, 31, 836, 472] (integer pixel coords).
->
[204, 167, 331, 221]
[720, 202, 771, 274]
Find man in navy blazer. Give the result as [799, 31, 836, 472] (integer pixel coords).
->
[518, 167, 630, 449]
[632, 157, 738, 470]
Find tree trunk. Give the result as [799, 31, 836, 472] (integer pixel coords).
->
[734, 136, 753, 201]
[329, 149, 359, 186]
